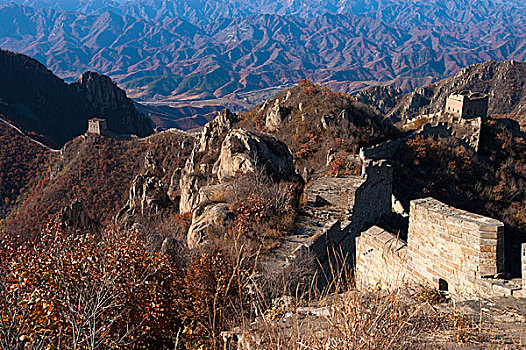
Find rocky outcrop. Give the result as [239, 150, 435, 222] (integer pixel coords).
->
[187, 203, 233, 248]
[179, 109, 298, 248]
[359, 61, 526, 122]
[58, 200, 98, 231]
[355, 86, 404, 115]
[266, 99, 288, 132]
[214, 129, 295, 183]
[198, 109, 238, 152]
[73, 71, 154, 137]
[0, 49, 154, 148]
[179, 109, 238, 213]
[121, 172, 172, 218]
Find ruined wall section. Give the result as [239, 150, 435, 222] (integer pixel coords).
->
[355, 226, 411, 289]
[408, 198, 504, 297]
[350, 160, 393, 235]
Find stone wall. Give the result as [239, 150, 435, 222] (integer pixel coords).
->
[87, 118, 108, 135]
[445, 93, 488, 120]
[355, 226, 410, 289]
[351, 160, 393, 234]
[445, 94, 465, 118]
[354, 197, 512, 298]
[408, 198, 504, 297]
[359, 139, 403, 163]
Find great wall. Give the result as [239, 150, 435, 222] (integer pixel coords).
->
[280, 91, 526, 300]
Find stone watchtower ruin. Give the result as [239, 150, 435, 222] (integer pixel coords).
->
[445, 91, 489, 121]
[428, 91, 490, 151]
[87, 118, 108, 135]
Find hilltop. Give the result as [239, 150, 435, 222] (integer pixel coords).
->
[357, 60, 526, 124]
[240, 80, 400, 179]
[0, 49, 153, 148]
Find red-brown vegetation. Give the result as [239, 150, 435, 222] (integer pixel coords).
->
[393, 119, 526, 274]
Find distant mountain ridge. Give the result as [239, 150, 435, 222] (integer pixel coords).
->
[2, 0, 525, 24]
[356, 60, 526, 123]
[0, 49, 153, 147]
[0, 0, 525, 104]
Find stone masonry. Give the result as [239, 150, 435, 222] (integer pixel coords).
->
[355, 226, 409, 290]
[408, 198, 504, 297]
[445, 91, 489, 120]
[261, 159, 393, 284]
[355, 197, 523, 299]
[523, 244, 526, 290]
[87, 118, 108, 135]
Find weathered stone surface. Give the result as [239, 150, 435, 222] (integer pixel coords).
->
[198, 109, 237, 152]
[355, 196, 513, 300]
[187, 203, 232, 249]
[179, 109, 237, 213]
[213, 129, 295, 183]
[179, 171, 201, 213]
[121, 172, 171, 218]
[356, 226, 410, 290]
[265, 99, 287, 132]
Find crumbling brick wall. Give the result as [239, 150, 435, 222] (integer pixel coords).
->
[350, 160, 393, 235]
[408, 198, 504, 297]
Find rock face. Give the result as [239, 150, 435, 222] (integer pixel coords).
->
[266, 99, 288, 132]
[0, 49, 154, 148]
[121, 172, 171, 218]
[58, 200, 97, 231]
[179, 109, 239, 213]
[214, 129, 295, 183]
[187, 203, 232, 249]
[72, 71, 154, 137]
[179, 109, 297, 248]
[198, 109, 238, 152]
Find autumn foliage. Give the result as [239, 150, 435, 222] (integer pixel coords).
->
[0, 223, 249, 349]
[393, 120, 526, 273]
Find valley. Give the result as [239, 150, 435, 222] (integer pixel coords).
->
[0, 0, 524, 128]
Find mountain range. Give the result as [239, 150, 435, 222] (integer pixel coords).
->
[0, 48, 153, 147]
[357, 59, 526, 123]
[0, 0, 524, 109]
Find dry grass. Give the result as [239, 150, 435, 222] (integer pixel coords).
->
[233, 289, 488, 350]
[221, 252, 490, 350]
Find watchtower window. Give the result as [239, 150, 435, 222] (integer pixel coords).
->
[438, 278, 448, 291]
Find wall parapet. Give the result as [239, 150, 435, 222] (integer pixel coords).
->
[355, 226, 410, 290]
[355, 197, 514, 299]
[408, 198, 504, 297]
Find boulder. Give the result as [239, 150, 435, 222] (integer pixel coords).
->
[213, 129, 295, 183]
